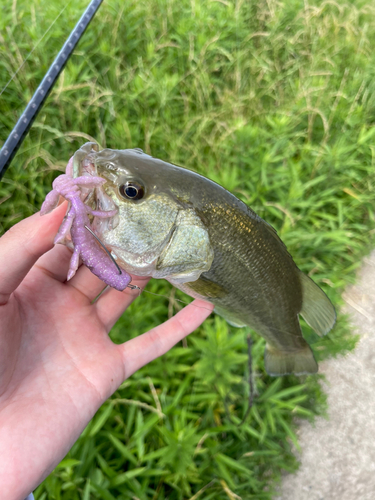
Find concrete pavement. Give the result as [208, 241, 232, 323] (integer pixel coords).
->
[275, 250, 375, 500]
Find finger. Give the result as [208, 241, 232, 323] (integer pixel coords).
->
[118, 299, 214, 378]
[33, 244, 74, 282]
[95, 276, 150, 330]
[0, 202, 68, 305]
[67, 265, 111, 302]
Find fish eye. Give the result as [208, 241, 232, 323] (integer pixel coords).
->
[119, 181, 144, 200]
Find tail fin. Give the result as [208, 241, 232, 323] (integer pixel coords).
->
[264, 344, 318, 376]
[299, 272, 336, 336]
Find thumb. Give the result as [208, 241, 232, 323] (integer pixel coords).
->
[0, 201, 68, 305]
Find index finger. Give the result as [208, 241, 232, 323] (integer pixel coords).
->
[118, 299, 215, 378]
[0, 202, 67, 305]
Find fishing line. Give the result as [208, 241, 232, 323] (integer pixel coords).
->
[142, 289, 215, 314]
[119, 284, 215, 314]
[130, 288, 322, 344]
[76, 227, 321, 341]
[239, 334, 255, 425]
[220, 333, 255, 427]
[0, 2, 72, 98]
[92, 281, 213, 313]
[143, 290, 330, 342]
[6, 134, 93, 159]
[101, 278, 317, 340]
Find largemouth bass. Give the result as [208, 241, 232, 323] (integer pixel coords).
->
[71, 142, 336, 376]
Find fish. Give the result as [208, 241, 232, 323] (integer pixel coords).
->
[70, 142, 336, 376]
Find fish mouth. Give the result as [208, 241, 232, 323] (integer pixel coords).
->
[72, 142, 122, 186]
[72, 141, 100, 178]
[70, 142, 121, 238]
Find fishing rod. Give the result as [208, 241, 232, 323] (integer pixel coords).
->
[0, 0, 104, 180]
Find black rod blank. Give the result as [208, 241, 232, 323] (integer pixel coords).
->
[0, 0, 103, 180]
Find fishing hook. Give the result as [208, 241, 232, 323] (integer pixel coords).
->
[84, 225, 140, 291]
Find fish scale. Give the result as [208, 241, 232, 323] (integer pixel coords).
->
[70, 142, 336, 376]
[196, 207, 303, 344]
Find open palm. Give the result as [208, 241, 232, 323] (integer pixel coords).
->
[0, 203, 213, 500]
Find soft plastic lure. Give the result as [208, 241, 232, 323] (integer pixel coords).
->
[41, 157, 132, 291]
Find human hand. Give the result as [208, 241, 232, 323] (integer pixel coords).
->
[0, 203, 214, 500]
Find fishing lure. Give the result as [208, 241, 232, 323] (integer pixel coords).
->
[40, 157, 132, 291]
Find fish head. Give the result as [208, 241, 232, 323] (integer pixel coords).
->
[74, 143, 214, 281]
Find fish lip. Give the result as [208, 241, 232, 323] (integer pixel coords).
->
[96, 162, 120, 182]
[71, 147, 121, 184]
[71, 142, 120, 183]
[94, 149, 124, 182]
[70, 142, 120, 224]
[72, 142, 100, 178]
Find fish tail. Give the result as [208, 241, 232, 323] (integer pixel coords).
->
[264, 344, 318, 376]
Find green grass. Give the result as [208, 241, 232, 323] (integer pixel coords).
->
[1, 0, 375, 498]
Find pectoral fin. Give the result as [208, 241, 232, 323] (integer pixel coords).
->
[264, 343, 318, 376]
[299, 272, 336, 336]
